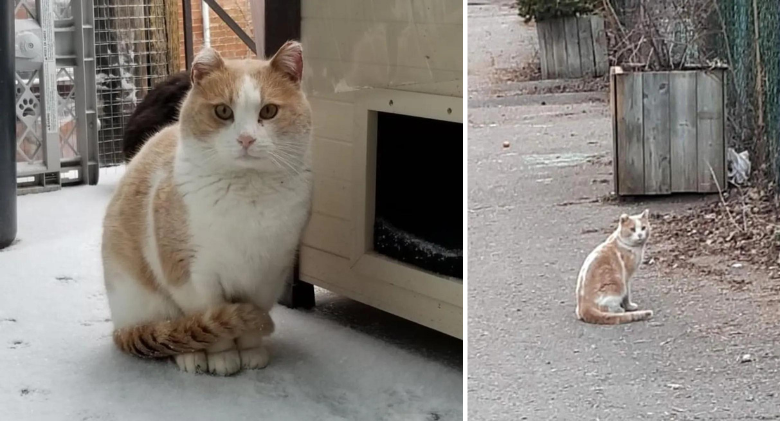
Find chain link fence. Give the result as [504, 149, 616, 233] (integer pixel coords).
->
[719, 0, 779, 187]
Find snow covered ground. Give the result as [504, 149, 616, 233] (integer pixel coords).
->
[0, 169, 462, 421]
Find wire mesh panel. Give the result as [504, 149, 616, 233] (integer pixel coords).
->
[94, 0, 172, 167]
[57, 67, 78, 162]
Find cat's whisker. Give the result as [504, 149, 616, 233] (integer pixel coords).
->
[266, 151, 301, 178]
[272, 148, 303, 165]
[274, 148, 305, 167]
[264, 153, 287, 173]
[268, 151, 302, 177]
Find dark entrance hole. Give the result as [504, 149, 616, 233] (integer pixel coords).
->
[373, 112, 462, 279]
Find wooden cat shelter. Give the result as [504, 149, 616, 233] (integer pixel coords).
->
[251, 0, 463, 339]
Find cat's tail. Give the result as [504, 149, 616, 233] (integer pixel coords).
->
[579, 307, 653, 325]
[112, 303, 274, 358]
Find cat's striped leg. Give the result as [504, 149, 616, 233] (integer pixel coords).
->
[168, 279, 242, 376]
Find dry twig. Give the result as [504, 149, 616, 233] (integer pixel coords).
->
[708, 162, 743, 233]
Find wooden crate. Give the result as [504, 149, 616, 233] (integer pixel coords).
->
[536, 15, 608, 79]
[610, 66, 727, 196]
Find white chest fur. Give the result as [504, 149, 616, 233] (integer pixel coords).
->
[174, 164, 312, 310]
[617, 243, 644, 279]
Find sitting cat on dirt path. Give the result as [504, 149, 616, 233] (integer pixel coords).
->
[576, 210, 654, 325]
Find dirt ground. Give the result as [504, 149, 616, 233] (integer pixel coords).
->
[467, 2, 780, 420]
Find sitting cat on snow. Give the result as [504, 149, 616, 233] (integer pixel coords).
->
[102, 41, 312, 375]
[576, 210, 654, 325]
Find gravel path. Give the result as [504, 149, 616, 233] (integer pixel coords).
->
[467, 2, 780, 420]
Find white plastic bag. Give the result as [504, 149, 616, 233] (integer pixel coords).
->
[727, 148, 751, 186]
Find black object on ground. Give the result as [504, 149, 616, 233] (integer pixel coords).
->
[278, 258, 315, 309]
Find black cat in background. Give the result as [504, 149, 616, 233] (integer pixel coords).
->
[121, 71, 191, 160]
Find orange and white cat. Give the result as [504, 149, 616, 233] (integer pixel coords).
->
[575, 210, 654, 325]
[102, 42, 312, 375]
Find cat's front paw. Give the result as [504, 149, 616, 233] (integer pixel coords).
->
[207, 349, 242, 376]
[240, 346, 270, 369]
[175, 352, 208, 374]
[626, 302, 639, 311]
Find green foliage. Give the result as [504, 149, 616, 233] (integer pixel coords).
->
[515, 0, 599, 22]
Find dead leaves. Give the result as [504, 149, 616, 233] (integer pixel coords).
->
[652, 187, 780, 278]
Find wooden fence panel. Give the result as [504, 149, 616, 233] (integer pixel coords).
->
[615, 72, 644, 195]
[612, 69, 725, 195]
[577, 16, 595, 78]
[550, 19, 567, 79]
[670, 72, 698, 192]
[536, 16, 607, 79]
[697, 70, 725, 193]
[563, 17, 582, 78]
[536, 23, 550, 79]
[591, 17, 609, 76]
[642, 72, 671, 194]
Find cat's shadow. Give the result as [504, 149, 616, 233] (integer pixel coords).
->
[297, 289, 463, 370]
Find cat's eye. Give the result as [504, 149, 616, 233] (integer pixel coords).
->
[259, 104, 278, 120]
[215, 104, 233, 120]
[631, 227, 636, 232]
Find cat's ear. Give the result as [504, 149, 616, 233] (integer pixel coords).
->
[619, 214, 629, 224]
[641, 209, 650, 219]
[191, 48, 225, 85]
[270, 41, 303, 84]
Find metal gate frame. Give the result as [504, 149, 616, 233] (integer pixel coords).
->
[180, 0, 299, 68]
[14, 0, 98, 193]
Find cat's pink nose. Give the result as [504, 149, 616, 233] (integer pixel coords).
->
[237, 135, 256, 149]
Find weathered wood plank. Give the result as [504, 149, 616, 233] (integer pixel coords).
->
[669, 72, 698, 192]
[563, 17, 582, 78]
[696, 70, 725, 193]
[536, 21, 550, 79]
[309, 98, 354, 142]
[610, 67, 621, 193]
[299, 246, 463, 339]
[591, 16, 609, 76]
[577, 16, 595, 78]
[550, 18, 567, 79]
[312, 137, 353, 181]
[302, 213, 352, 258]
[615, 72, 644, 195]
[541, 21, 556, 78]
[642, 72, 671, 194]
[721, 70, 728, 188]
[313, 176, 352, 220]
